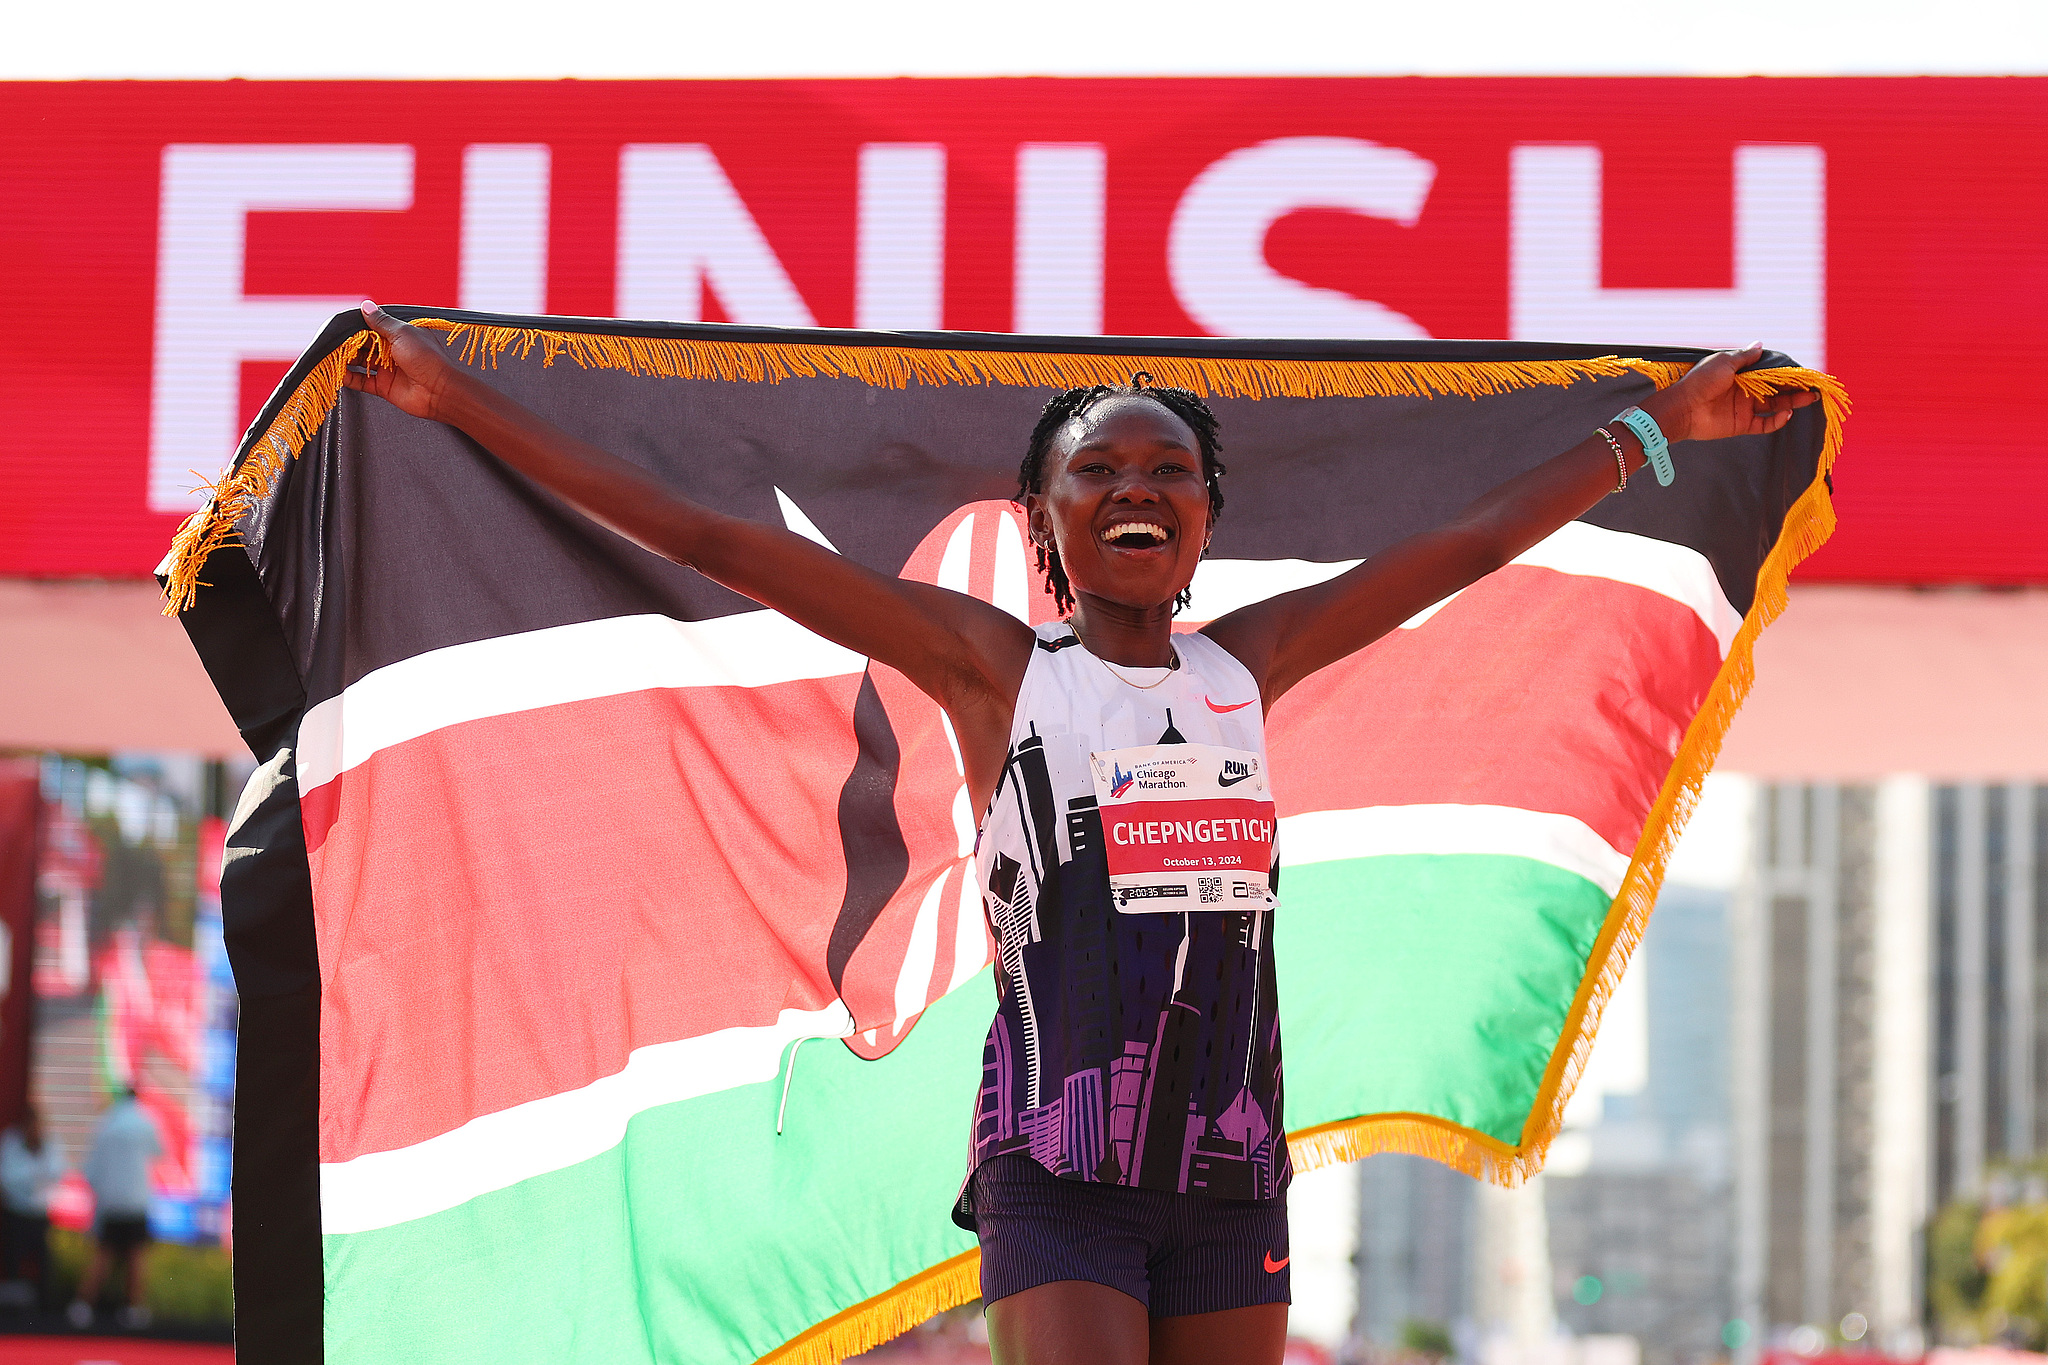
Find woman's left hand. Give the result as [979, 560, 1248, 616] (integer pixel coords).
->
[1645, 343, 1819, 443]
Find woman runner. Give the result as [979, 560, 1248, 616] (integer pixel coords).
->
[346, 305, 1812, 1365]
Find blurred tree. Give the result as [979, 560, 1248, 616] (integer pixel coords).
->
[1929, 1199, 1988, 1343]
[1926, 1170, 2048, 1349]
[1975, 1203, 2048, 1348]
[1400, 1319, 1454, 1359]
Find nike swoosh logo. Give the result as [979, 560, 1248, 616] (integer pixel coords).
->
[1206, 697, 1256, 713]
[1218, 771, 1256, 788]
[1264, 1252, 1289, 1273]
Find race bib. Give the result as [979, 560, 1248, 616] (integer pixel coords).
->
[1088, 743, 1277, 913]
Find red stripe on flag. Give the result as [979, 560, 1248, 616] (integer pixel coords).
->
[307, 677, 878, 1163]
[1267, 566, 1724, 855]
[309, 564, 1715, 1162]
[309, 668, 986, 1164]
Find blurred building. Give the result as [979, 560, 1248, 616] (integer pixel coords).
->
[1929, 783, 2045, 1209]
[1545, 885, 1737, 1365]
[1357, 1153, 1477, 1350]
[1729, 779, 2046, 1356]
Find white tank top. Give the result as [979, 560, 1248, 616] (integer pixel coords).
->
[959, 621, 1290, 1214]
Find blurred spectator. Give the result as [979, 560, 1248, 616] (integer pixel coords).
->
[0, 1105, 65, 1310]
[69, 1089, 160, 1329]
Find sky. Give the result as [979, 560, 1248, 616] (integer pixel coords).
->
[8, 0, 2046, 80]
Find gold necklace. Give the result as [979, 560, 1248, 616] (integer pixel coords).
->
[1094, 647, 1181, 690]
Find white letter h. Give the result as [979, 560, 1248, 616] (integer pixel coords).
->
[1509, 143, 1825, 371]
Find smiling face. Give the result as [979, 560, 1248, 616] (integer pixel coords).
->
[1024, 394, 1215, 614]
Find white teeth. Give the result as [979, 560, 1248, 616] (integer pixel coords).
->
[1101, 522, 1168, 544]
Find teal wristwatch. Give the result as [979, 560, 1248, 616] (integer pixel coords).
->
[1614, 406, 1674, 487]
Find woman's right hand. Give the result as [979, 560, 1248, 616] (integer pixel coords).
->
[343, 302, 462, 422]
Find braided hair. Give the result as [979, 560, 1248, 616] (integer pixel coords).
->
[1013, 377, 1227, 616]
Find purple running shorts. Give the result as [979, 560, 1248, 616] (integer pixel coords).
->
[970, 1154, 1291, 1317]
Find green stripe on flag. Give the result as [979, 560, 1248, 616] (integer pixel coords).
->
[324, 852, 1607, 1361]
[1276, 852, 1611, 1147]
[324, 973, 991, 1365]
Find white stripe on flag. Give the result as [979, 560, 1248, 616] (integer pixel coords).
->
[297, 610, 866, 794]
[1279, 803, 1632, 898]
[1190, 522, 1742, 653]
[298, 525, 1736, 796]
[319, 1002, 855, 1235]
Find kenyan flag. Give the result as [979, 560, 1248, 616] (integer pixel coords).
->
[165, 311, 1845, 1364]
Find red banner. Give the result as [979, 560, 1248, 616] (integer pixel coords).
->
[0, 1341, 233, 1365]
[0, 761, 40, 1136]
[0, 78, 2041, 582]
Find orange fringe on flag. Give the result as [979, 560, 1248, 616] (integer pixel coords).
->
[422, 318, 1691, 401]
[756, 1251, 983, 1365]
[153, 317, 1844, 1364]
[158, 318, 1692, 613]
[160, 327, 387, 613]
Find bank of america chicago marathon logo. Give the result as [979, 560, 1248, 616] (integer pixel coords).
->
[1105, 752, 1259, 796]
[1106, 755, 1200, 796]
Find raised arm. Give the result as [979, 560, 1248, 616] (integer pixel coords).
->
[1203, 346, 1817, 705]
[344, 306, 1035, 717]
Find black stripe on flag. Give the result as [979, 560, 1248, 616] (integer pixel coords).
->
[233, 310, 1813, 708]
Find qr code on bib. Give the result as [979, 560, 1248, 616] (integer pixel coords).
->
[1198, 877, 1223, 905]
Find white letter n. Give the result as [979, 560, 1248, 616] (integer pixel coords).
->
[616, 145, 816, 327]
[1509, 143, 1826, 369]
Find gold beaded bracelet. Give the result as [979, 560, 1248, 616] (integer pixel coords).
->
[1595, 426, 1628, 491]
